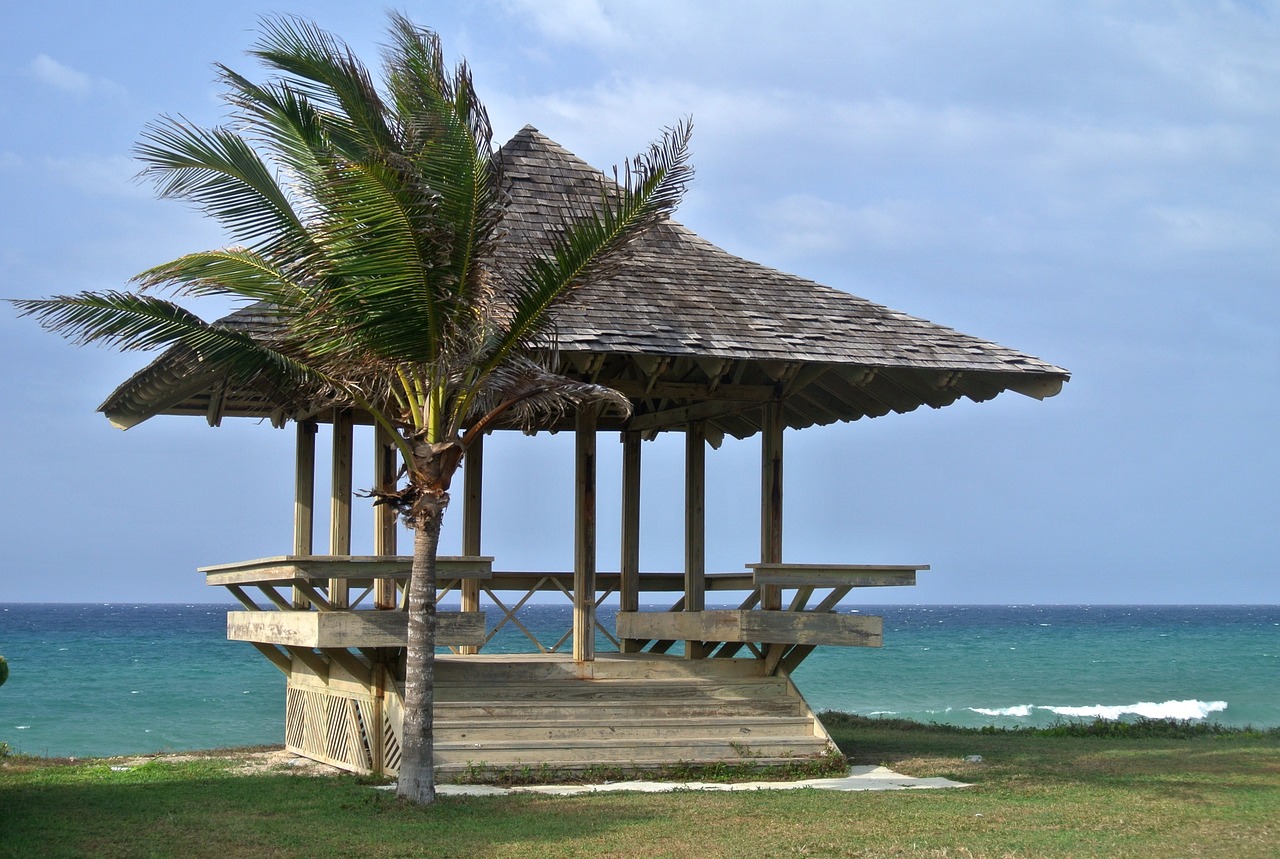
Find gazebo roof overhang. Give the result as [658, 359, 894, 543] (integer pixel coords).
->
[98, 126, 1068, 437]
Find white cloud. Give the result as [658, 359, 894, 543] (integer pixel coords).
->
[30, 54, 91, 94]
[28, 54, 126, 99]
[761, 195, 923, 255]
[500, 0, 621, 47]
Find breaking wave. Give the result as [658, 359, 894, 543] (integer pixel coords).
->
[969, 699, 1228, 721]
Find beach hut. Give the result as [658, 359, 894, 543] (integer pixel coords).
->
[99, 127, 1068, 778]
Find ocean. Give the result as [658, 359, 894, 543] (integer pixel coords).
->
[1, 603, 1276, 758]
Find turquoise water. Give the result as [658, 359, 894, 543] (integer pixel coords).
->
[1, 603, 1276, 757]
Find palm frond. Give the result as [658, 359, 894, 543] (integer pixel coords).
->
[132, 248, 311, 307]
[463, 356, 632, 439]
[10, 291, 321, 394]
[135, 117, 308, 250]
[248, 15, 396, 161]
[383, 14, 504, 308]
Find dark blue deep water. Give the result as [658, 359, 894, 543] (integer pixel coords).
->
[1, 603, 1276, 757]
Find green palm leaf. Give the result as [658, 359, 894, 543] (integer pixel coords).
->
[11, 292, 319, 394]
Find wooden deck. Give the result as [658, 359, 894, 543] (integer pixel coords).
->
[284, 652, 836, 779]
[204, 555, 926, 776]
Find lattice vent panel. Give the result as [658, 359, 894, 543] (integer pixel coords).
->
[286, 684, 379, 774]
[382, 679, 404, 777]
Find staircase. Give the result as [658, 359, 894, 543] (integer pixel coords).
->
[420, 653, 835, 781]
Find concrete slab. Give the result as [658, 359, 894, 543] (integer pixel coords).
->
[399, 766, 970, 796]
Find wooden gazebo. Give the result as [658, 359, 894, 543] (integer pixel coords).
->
[100, 127, 1068, 778]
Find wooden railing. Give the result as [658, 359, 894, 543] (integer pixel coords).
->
[202, 556, 925, 671]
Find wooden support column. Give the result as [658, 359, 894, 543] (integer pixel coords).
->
[619, 431, 642, 653]
[373, 424, 399, 610]
[329, 408, 354, 609]
[459, 432, 484, 654]
[685, 421, 707, 658]
[292, 421, 317, 609]
[760, 402, 784, 611]
[573, 407, 598, 662]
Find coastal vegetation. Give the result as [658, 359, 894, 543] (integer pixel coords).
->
[3, 716, 1276, 858]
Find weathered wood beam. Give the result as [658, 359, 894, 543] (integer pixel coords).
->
[573, 407, 598, 662]
[749, 563, 926, 588]
[609, 379, 774, 403]
[329, 408, 354, 609]
[256, 585, 293, 612]
[760, 401, 783, 611]
[628, 399, 755, 432]
[685, 420, 706, 659]
[616, 610, 883, 648]
[249, 642, 291, 675]
[292, 581, 334, 612]
[619, 431, 642, 653]
[1007, 374, 1066, 400]
[459, 432, 484, 655]
[228, 610, 486, 648]
[373, 424, 398, 610]
[324, 647, 370, 681]
[284, 645, 328, 678]
[205, 378, 227, 427]
[223, 583, 260, 611]
[201, 555, 493, 586]
[293, 420, 317, 609]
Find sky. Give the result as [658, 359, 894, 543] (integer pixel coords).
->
[2, 1, 1277, 605]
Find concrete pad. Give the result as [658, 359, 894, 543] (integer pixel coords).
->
[410, 766, 969, 796]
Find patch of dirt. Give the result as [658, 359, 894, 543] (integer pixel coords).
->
[111, 748, 346, 777]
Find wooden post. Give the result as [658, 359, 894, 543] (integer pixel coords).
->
[460, 432, 484, 654]
[373, 423, 398, 610]
[329, 408, 354, 609]
[292, 420, 317, 609]
[573, 407, 598, 662]
[685, 420, 706, 658]
[760, 402, 784, 611]
[619, 431, 642, 653]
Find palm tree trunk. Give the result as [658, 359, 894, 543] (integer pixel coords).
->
[397, 506, 441, 804]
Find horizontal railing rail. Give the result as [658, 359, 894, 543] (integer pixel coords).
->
[203, 555, 925, 668]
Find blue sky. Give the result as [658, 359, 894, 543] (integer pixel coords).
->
[2, 1, 1277, 604]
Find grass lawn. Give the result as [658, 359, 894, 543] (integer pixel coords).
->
[2, 716, 1277, 858]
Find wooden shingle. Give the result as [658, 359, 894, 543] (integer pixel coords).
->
[99, 127, 1067, 436]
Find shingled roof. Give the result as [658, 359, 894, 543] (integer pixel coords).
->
[100, 126, 1067, 439]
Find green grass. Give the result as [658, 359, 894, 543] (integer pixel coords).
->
[2, 716, 1277, 858]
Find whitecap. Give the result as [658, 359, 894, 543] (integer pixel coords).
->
[15, 725, 30, 730]
[970, 705, 1033, 717]
[1044, 699, 1228, 721]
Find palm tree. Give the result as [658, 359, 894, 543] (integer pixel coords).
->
[13, 13, 691, 804]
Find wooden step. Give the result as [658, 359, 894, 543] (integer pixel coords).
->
[435, 697, 802, 721]
[434, 753, 832, 781]
[433, 735, 832, 767]
[434, 715, 815, 743]
[434, 653, 769, 683]
[434, 678, 794, 703]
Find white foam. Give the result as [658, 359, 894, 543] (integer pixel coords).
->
[968, 699, 1228, 722]
[970, 705, 1033, 717]
[1044, 700, 1228, 721]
